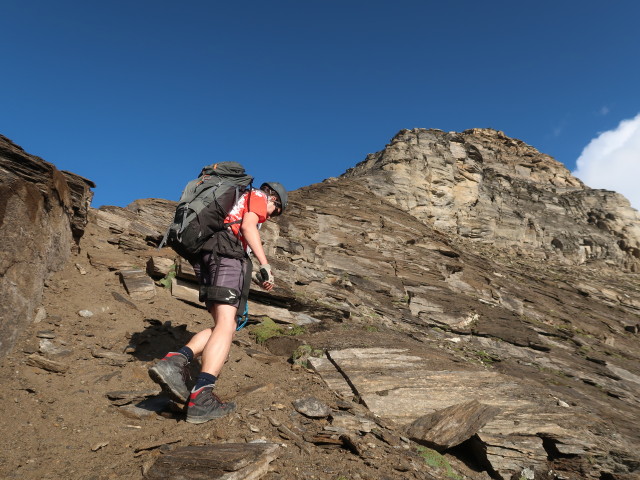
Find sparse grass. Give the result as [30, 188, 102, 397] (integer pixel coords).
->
[573, 327, 595, 338]
[249, 317, 305, 344]
[363, 325, 379, 333]
[158, 264, 176, 289]
[577, 345, 591, 356]
[474, 350, 497, 365]
[292, 344, 324, 368]
[392, 294, 410, 307]
[416, 446, 462, 480]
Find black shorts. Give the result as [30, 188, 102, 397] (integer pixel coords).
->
[192, 253, 245, 309]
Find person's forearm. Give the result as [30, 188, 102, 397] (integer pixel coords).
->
[241, 224, 268, 265]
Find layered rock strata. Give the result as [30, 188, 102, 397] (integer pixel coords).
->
[342, 128, 640, 271]
[0, 135, 94, 356]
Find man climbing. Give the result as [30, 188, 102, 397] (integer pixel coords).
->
[149, 182, 287, 424]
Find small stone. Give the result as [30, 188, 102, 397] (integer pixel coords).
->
[75, 263, 87, 275]
[39, 339, 73, 358]
[292, 396, 331, 418]
[557, 399, 570, 408]
[36, 330, 56, 339]
[33, 307, 47, 323]
[519, 467, 535, 480]
[78, 310, 94, 318]
[92, 442, 109, 451]
[268, 416, 281, 427]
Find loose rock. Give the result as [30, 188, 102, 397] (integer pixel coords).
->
[26, 354, 68, 373]
[293, 396, 331, 418]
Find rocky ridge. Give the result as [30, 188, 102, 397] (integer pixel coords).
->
[1, 130, 639, 480]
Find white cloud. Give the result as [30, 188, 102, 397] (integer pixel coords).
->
[599, 106, 610, 116]
[572, 113, 640, 210]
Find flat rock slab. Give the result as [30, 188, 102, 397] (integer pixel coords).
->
[319, 347, 599, 480]
[26, 354, 68, 373]
[146, 256, 174, 278]
[248, 301, 293, 322]
[87, 251, 136, 271]
[120, 269, 156, 300]
[324, 348, 531, 425]
[145, 443, 280, 480]
[171, 277, 201, 304]
[404, 400, 501, 450]
[247, 301, 321, 326]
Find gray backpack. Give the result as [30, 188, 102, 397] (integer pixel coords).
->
[160, 162, 254, 260]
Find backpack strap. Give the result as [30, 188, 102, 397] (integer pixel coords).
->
[236, 256, 253, 330]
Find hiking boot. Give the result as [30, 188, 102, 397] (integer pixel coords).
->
[186, 386, 236, 424]
[148, 353, 191, 403]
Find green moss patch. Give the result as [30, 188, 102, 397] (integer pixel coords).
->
[249, 317, 305, 344]
[416, 446, 462, 480]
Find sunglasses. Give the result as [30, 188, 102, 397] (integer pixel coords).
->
[269, 197, 282, 216]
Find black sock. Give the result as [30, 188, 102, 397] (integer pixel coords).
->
[177, 346, 194, 363]
[193, 372, 217, 390]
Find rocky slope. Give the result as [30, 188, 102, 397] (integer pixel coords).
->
[1, 130, 639, 480]
[0, 135, 94, 356]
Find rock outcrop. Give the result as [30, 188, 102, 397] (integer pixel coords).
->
[92, 198, 175, 252]
[0, 135, 94, 356]
[343, 128, 640, 271]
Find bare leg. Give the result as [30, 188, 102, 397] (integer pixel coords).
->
[185, 327, 214, 357]
[199, 304, 237, 377]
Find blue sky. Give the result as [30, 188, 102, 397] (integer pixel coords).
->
[2, 1, 639, 208]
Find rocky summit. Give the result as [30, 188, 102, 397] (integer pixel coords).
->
[0, 130, 639, 480]
[343, 128, 640, 272]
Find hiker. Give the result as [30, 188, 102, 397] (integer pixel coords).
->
[149, 181, 287, 424]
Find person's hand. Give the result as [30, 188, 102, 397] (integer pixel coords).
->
[259, 264, 274, 291]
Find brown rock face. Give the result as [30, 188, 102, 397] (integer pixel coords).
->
[0, 135, 94, 356]
[343, 128, 640, 271]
